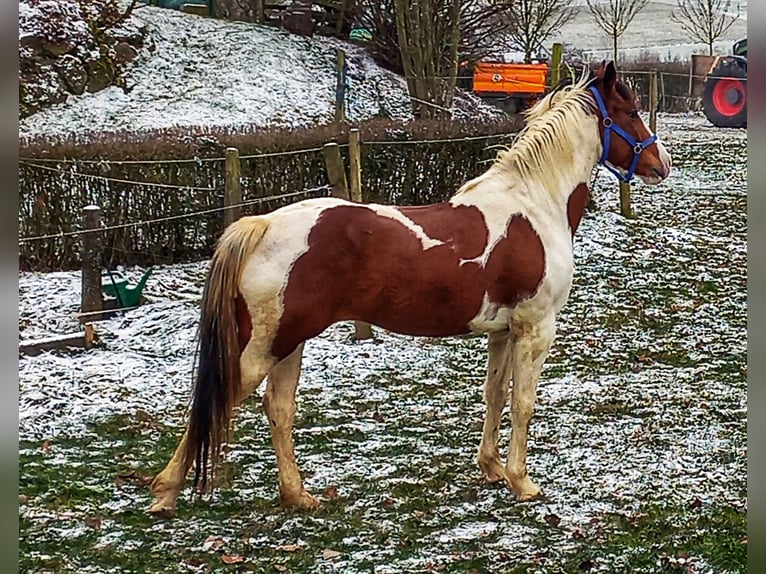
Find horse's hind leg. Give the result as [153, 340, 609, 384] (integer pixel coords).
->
[262, 342, 318, 509]
[505, 316, 555, 501]
[478, 330, 513, 483]
[148, 340, 272, 517]
[149, 429, 192, 517]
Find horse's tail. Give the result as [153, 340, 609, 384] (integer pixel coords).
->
[182, 216, 269, 492]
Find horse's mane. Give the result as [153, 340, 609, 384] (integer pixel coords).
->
[490, 71, 597, 194]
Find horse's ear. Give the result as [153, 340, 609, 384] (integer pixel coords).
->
[602, 61, 617, 92]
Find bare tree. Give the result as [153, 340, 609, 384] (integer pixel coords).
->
[671, 0, 740, 55]
[392, 0, 462, 118]
[586, 0, 650, 63]
[506, 0, 579, 63]
[356, 0, 517, 119]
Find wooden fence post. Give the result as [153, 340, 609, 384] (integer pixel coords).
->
[549, 42, 563, 89]
[348, 128, 363, 203]
[255, 0, 264, 22]
[81, 205, 103, 319]
[322, 139, 373, 341]
[335, 49, 346, 123]
[619, 182, 633, 218]
[322, 142, 348, 198]
[224, 147, 241, 227]
[649, 70, 658, 132]
[348, 129, 373, 340]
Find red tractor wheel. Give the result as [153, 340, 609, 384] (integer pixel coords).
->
[702, 60, 747, 128]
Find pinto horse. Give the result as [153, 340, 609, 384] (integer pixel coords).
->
[148, 61, 671, 516]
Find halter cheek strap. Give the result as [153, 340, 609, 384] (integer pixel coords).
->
[588, 86, 657, 183]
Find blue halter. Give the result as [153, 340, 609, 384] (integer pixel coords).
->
[588, 86, 657, 183]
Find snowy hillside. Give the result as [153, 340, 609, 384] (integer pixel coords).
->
[18, 4, 503, 141]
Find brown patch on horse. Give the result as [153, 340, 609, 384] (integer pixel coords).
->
[271, 204, 545, 360]
[235, 295, 252, 352]
[398, 204, 487, 256]
[567, 183, 589, 237]
[485, 216, 545, 307]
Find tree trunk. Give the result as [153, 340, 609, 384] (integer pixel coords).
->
[393, 0, 459, 119]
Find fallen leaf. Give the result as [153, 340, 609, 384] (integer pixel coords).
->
[42, 440, 51, 453]
[689, 497, 702, 510]
[83, 516, 102, 530]
[323, 485, 339, 499]
[185, 558, 203, 568]
[572, 528, 583, 540]
[277, 544, 301, 553]
[135, 409, 153, 423]
[322, 549, 341, 560]
[413, 510, 426, 519]
[19, 494, 28, 504]
[544, 513, 561, 527]
[381, 496, 396, 508]
[372, 411, 384, 422]
[274, 565, 287, 572]
[203, 535, 225, 552]
[222, 554, 244, 564]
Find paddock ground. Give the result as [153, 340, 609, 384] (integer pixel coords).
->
[19, 113, 746, 573]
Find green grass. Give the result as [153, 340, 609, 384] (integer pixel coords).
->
[19, 404, 747, 574]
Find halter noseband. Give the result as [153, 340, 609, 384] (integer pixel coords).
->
[588, 85, 657, 183]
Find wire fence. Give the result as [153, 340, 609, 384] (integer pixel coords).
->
[19, 127, 518, 271]
[18, 186, 332, 244]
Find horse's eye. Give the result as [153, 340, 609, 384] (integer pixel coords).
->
[629, 110, 639, 119]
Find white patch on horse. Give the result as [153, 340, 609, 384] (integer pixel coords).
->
[448, 81, 604, 331]
[368, 205, 444, 250]
[469, 294, 513, 332]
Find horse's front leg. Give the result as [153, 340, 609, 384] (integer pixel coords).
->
[505, 316, 555, 501]
[477, 330, 513, 483]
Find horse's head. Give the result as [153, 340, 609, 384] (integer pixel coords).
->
[589, 61, 672, 185]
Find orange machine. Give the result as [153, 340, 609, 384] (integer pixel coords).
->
[471, 62, 549, 114]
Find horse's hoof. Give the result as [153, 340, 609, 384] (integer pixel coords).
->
[508, 475, 542, 502]
[516, 489, 545, 502]
[147, 502, 177, 518]
[478, 457, 507, 484]
[482, 470, 507, 484]
[281, 489, 322, 510]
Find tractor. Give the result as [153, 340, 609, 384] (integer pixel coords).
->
[701, 38, 747, 128]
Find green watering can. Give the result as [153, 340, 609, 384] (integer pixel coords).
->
[101, 267, 153, 308]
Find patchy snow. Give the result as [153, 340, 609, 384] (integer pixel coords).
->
[552, 0, 747, 62]
[18, 4, 503, 141]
